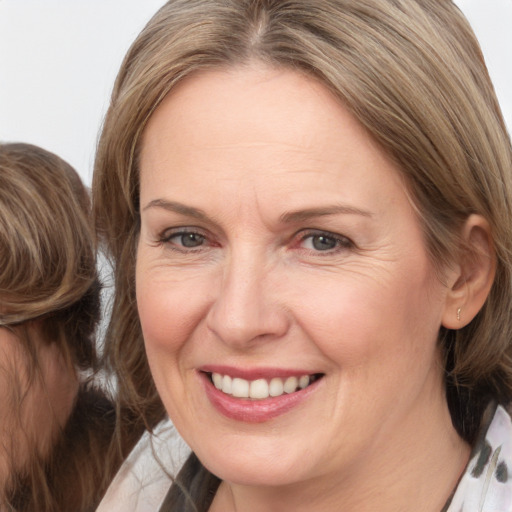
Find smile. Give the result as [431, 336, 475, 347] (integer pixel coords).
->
[208, 372, 322, 400]
[200, 369, 324, 422]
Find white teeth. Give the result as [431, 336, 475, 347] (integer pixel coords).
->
[232, 377, 249, 398]
[284, 376, 298, 394]
[250, 379, 269, 399]
[210, 372, 315, 400]
[212, 373, 223, 390]
[269, 377, 284, 397]
[222, 374, 232, 394]
[299, 375, 310, 389]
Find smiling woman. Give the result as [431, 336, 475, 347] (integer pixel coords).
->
[93, 1, 512, 511]
[137, 67, 468, 500]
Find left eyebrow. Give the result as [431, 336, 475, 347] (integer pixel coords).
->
[279, 205, 373, 224]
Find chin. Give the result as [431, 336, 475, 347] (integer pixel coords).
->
[197, 444, 310, 487]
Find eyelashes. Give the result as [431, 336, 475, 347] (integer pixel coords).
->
[157, 226, 355, 255]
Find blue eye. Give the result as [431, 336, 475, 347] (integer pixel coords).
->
[161, 230, 207, 249]
[300, 231, 352, 252]
[309, 234, 337, 251]
[177, 232, 205, 248]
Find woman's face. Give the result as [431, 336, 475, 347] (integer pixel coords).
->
[137, 64, 455, 488]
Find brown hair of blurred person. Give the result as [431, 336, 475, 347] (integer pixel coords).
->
[0, 143, 124, 511]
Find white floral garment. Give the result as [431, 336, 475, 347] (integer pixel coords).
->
[445, 404, 512, 512]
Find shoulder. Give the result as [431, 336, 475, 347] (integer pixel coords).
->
[97, 417, 190, 512]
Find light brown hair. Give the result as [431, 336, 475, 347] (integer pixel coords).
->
[94, 0, 512, 461]
[0, 143, 117, 511]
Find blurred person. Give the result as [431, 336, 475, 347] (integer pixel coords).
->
[0, 143, 121, 511]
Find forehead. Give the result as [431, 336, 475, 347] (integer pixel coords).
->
[142, 63, 379, 152]
[138, 63, 408, 218]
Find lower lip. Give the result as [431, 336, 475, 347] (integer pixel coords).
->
[200, 372, 322, 423]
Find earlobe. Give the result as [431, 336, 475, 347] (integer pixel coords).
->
[442, 214, 496, 330]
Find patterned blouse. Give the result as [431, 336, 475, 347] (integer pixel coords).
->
[444, 403, 512, 512]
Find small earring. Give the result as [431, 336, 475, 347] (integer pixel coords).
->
[457, 307, 461, 321]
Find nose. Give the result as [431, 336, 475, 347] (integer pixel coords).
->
[206, 250, 290, 349]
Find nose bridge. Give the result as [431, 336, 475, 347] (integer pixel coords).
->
[206, 243, 287, 348]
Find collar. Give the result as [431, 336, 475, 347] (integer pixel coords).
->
[445, 403, 512, 511]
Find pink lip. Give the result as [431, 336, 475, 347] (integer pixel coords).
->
[199, 370, 322, 423]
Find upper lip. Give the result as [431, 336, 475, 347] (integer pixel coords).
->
[199, 365, 322, 380]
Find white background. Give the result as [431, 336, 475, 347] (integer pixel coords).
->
[1, 0, 511, 186]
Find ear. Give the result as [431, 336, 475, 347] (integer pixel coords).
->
[442, 214, 496, 329]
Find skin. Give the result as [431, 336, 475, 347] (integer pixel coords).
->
[136, 63, 471, 511]
[0, 323, 78, 490]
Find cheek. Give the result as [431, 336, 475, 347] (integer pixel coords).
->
[289, 261, 444, 367]
[135, 267, 216, 429]
[135, 265, 212, 365]
[137, 286, 184, 363]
